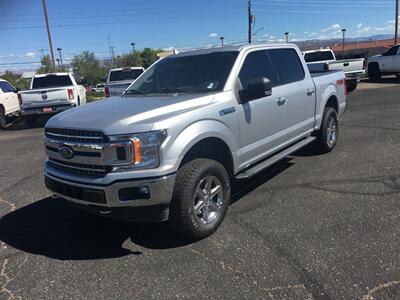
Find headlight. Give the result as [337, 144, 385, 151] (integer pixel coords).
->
[109, 130, 166, 172]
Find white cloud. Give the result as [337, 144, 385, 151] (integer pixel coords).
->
[321, 24, 341, 33]
[163, 46, 175, 51]
[208, 33, 218, 38]
[24, 52, 36, 58]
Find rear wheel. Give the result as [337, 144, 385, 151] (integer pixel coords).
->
[0, 107, 6, 129]
[169, 158, 231, 240]
[24, 115, 37, 127]
[368, 63, 381, 81]
[314, 107, 339, 153]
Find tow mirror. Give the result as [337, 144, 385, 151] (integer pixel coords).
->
[243, 77, 272, 101]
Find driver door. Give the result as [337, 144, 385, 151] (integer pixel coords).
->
[236, 50, 290, 170]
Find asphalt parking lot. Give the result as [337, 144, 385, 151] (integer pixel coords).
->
[1, 81, 400, 300]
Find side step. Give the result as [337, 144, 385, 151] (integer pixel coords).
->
[235, 136, 316, 180]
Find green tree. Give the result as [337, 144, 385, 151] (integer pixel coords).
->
[0, 71, 30, 90]
[71, 51, 105, 86]
[140, 48, 160, 69]
[1, 70, 18, 85]
[116, 52, 142, 68]
[37, 55, 53, 74]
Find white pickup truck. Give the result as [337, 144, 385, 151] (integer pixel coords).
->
[0, 79, 20, 129]
[304, 49, 365, 93]
[19, 73, 86, 127]
[367, 44, 400, 80]
[105, 67, 145, 97]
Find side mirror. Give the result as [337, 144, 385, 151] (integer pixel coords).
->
[14, 88, 20, 93]
[243, 77, 272, 101]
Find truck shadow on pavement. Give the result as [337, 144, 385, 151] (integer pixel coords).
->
[0, 160, 294, 261]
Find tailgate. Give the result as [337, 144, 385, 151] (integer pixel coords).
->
[328, 59, 364, 74]
[20, 88, 70, 106]
[107, 81, 132, 96]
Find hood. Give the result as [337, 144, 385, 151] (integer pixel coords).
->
[46, 94, 215, 135]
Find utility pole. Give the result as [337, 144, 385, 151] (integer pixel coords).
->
[342, 29, 346, 58]
[285, 32, 289, 43]
[220, 37, 224, 46]
[395, 0, 399, 44]
[57, 47, 63, 70]
[42, 0, 55, 71]
[110, 46, 116, 67]
[248, 0, 252, 44]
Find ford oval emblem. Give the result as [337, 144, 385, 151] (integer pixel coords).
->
[58, 145, 74, 159]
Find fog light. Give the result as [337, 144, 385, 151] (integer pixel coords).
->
[119, 186, 150, 201]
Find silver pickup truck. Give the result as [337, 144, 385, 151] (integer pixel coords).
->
[44, 44, 346, 239]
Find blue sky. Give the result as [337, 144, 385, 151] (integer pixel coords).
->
[0, 0, 398, 72]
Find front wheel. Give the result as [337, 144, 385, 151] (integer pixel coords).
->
[368, 63, 381, 81]
[314, 107, 339, 153]
[169, 159, 231, 240]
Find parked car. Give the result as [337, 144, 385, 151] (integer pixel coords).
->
[367, 44, 400, 80]
[303, 48, 365, 93]
[0, 79, 20, 129]
[92, 83, 105, 93]
[18, 73, 87, 127]
[104, 67, 145, 97]
[44, 44, 346, 239]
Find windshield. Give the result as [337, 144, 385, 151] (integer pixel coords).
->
[125, 51, 238, 95]
[304, 51, 335, 63]
[32, 75, 73, 89]
[109, 69, 144, 82]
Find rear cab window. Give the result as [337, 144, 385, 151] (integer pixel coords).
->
[109, 69, 144, 82]
[0, 81, 15, 93]
[304, 51, 335, 63]
[32, 75, 73, 89]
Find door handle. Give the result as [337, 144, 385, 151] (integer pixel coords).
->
[276, 97, 287, 106]
[307, 89, 315, 96]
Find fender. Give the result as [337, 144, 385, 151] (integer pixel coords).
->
[314, 83, 338, 131]
[163, 119, 239, 174]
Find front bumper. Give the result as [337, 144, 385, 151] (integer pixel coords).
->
[45, 171, 176, 221]
[21, 103, 76, 116]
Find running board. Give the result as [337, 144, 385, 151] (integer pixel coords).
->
[235, 136, 316, 180]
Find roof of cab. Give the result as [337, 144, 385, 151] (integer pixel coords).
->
[34, 72, 71, 78]
[171, 43, 297, 57]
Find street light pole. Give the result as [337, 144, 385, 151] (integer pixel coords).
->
[220, 37, 224, 46]
[130, 42, 135, 52]
[42, 0, 55, 71]
[285, 32, 289, 43]
[342, 29, 346, 58]
[56, 48, 63, 70]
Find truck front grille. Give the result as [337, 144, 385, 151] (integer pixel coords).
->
[48, 158, 110, 177]
[45, 128, 106, 143]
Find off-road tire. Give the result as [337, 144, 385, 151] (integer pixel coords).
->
[314, 107, 339, 153]
[368, 63, 381, 81]
[169, 159, 231, 240]
[0, 107, 6, 129]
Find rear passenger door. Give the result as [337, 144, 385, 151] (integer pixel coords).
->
[236, 50, 291, 169]
[267, 48, 316, 140]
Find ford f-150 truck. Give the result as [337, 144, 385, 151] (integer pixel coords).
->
[367, 44, 400, 80]
[105, 67, 145, 97]
[44, 44, 346, 239]
[0, 79, 20, 129]
[303, 49, 365, 93]
[19, 73, 86, 127]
